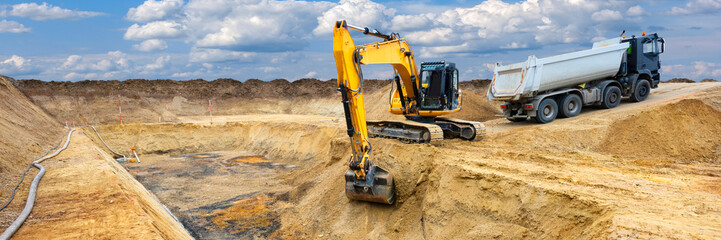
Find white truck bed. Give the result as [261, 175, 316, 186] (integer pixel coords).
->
[489, 38, 630, 101]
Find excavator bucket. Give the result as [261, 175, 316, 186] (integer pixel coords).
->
[344, 165, 395, 204]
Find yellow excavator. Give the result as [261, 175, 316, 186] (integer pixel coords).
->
[333, 20, 485, 204]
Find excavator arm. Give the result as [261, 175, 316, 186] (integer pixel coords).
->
[333, 20, 396, 204]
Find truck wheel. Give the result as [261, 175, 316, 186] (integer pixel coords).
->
[630, 80, 650, 102]
[601, 86, 621, 109]
[535, 98, 558, 123]
[507, 117, 526, 122]
[559, 94, 582, 118]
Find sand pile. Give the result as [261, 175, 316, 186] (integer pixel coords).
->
[663, 78, 696, 83]
[0, 75, 62, 204]
[599, 99, 721, 162]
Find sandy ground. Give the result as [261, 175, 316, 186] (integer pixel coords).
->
[3, 130, 191, 239]
[2, 79, 721, 239]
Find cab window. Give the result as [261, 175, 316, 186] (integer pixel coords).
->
[643, 40, 658, 54]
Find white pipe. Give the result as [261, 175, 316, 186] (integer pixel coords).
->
[1, 129, 74, 240]
[88, 126, 126, 161]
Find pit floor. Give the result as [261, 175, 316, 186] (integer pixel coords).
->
[123, 151, 295, 239]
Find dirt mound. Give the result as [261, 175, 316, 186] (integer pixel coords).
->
[701, 78, 719, 83]
[663, 78, 696, 83]
[14, 78, 393, 124]
[0, 75, 64, 228]
[459, 79, 492, 93]
[598, 99, 721, 162]
[14, 78, 392, 100]
[15, 78, 500, 125]
[447, 89, 501, 122]
[0, 75, 62, 197]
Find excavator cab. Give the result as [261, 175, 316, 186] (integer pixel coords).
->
[419, 61, 460, 111]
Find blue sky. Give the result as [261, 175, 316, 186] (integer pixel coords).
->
[1, 0, 720, 81]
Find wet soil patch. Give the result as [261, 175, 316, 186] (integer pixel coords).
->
[122, 151, 293, 240]
[181, 192, 281, 239]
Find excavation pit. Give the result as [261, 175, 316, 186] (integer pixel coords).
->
[91, 122, 625, 239]
[118, 149, 293, 239]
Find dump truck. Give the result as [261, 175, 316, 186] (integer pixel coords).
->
[488, 32, 665, 123]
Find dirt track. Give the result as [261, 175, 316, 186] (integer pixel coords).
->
[2, 75, 721, 239]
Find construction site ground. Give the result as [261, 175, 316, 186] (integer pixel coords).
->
[2, 75, 721, 239]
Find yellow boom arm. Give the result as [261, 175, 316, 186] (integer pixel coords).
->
[333, 20, 396, 204]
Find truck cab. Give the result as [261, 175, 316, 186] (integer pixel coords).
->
[418, 61, 460, 111]
[620, 33, 664, 89]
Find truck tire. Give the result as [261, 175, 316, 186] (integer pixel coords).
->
[630, 80, 650, 102]
[559, 94, 582, 118]
[601, 86, 621, 109]
[535, 98, 558, 123]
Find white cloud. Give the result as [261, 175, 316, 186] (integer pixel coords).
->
[195, 0, 334, 51]
[58, 51, 131, 72]
[261, 66, 280, 72]
[626, 5, 644, 16]
[591, 9, 623, 22]
[123, 0, 335, 52]
[126, 0, 184, 22]
[4, 2, 103, 21]
[133, 39, 168, 52]
[390, 14, 434, 31]
[500, 42, 528, 49]
[1, 55, 27, 68]
[405, 28, 453, 44]
[0, 55, 37, 75]
[61, 55, 82, 69]
[171, 72, 193, 78]
[313, 0, 396, 35]
[303, 71, 317, 78]
[144, 56, 171, 70]
[668, 0, 721, 15]
[188, 48, 256, 63]
[64, 72, 98, 81]
[386, 0, 637, 57]
[661, 61, 721, 79]
[124, 21, 184, 40]
[693, 61, 721, 77]
[0, 20, 31, 33]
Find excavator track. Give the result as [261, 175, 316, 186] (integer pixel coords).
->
[436, 117, 486, 141]
[367, 119, 444, 144]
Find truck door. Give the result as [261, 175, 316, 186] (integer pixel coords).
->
[640, 36, 661, 72]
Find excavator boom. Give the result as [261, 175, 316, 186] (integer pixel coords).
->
[334, 20, 395, 204]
